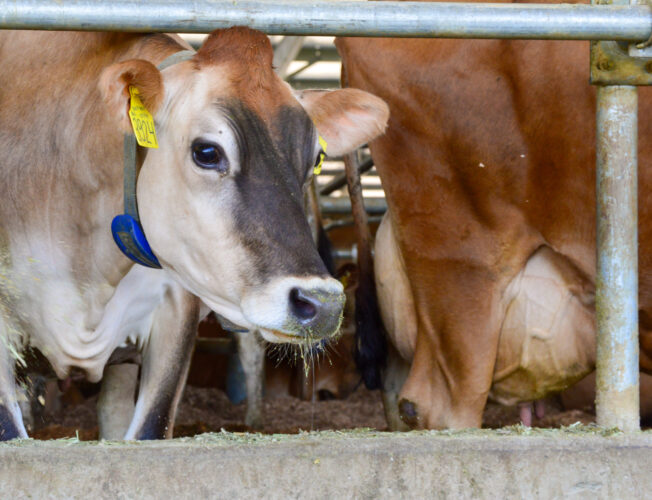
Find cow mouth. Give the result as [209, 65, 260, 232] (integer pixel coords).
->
[258, 328, 305, 344]
[210, 312, 307, 343]
[258, 325, 343, 349]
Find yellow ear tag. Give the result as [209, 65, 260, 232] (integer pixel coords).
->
[128, 86, 158, 148]
[314, 135, 328, 175]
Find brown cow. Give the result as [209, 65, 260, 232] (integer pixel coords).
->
[337, 2, 652, 429]
[0, 27, 389, 440]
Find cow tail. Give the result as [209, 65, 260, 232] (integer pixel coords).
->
[343, 152, 387, 390]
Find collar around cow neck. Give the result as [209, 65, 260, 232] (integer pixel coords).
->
[111, 48, 249, 334]
[111, 49, 196, 269]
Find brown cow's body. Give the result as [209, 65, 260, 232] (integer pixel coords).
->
[337, 11, 652, 429]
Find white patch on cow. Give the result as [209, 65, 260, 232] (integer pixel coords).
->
[198, 301, 213, 321]
[490, 246, 595, 405]
[188, 274, 345, 343]
[374, 212, 418, 362]
[172, 268, 253, 330]
[134, 63, 266, 337]
[10, 236, 175, 381]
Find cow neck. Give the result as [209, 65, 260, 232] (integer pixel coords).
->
[111, 49, 195, 269]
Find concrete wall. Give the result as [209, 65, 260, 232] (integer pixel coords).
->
[1, 429, 650, 499]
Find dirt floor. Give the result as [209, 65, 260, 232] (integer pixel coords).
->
[28, 384, 596, 441]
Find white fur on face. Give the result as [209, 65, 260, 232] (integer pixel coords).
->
[138, 65, 251, 315]
[138, 64, 346, 340]
[9, 238, 175, 382]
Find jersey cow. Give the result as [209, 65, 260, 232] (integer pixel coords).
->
[337, 12, 652, 429]
[0, 27, 388, 440]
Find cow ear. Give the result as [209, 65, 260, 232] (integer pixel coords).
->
[99, 59, 164, 132]
[296, 88, 389, 157]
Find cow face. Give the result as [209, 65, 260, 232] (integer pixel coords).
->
[99, 28, 389, 345]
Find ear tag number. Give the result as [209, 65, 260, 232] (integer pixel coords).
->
[128, 86, 158, 148]
[314, 135, 328, 175]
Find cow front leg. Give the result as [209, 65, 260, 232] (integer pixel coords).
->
[381, 343, 411, 431]
[234, 330, 265, 429]
[0, 319, 27, 440]
[97, 363, 139, 440]
[98, 345, 141, 440]
[397, 266, 503, 430]
[124, 286, 199, 440]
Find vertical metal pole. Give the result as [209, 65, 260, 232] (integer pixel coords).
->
[595, 85, 640, 431]
[273, 36, 305, 79]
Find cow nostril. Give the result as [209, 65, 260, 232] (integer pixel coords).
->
[289, 287, 319, 321]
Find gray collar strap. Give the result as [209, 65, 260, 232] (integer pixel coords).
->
[122, 48, 197, 222]
[118, 47, 249, 332]
[116, 48, 197, 267]
[157, 49, 196, 71]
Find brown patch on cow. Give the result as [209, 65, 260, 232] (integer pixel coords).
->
[119, 60, 163, 112]
[141, 33, 190, 56]
[196, 26, 273, 73]
[99, 59, 164, 128]
[195, 27, 284, 116]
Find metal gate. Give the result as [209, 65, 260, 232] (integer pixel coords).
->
[2, 0, 649, 431]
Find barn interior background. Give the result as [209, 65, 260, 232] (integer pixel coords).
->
[22, 30, 637, 440]
[1, 1, 651, 497]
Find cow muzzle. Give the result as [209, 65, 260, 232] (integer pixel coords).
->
[241, 276, 345, 344]
[287, 286, 344, 335]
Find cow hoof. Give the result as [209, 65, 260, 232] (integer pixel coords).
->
[398, 398, 420, 428]
[0, 406, 25, 441]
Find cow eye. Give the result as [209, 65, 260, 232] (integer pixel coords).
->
[191, 140, 228, 173]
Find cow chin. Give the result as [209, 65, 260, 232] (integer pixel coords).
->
[257, 328, 307, 344]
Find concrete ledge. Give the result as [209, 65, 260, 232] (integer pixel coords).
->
[1, 429, 651, 499]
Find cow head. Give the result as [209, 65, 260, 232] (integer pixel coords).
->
[99, 27, 389, 345]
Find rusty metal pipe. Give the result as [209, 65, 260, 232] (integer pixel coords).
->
[595, 85, 640, 432]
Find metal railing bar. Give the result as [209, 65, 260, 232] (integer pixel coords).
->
[0, 1, 650, 42]
[595, 85, 640, 431]
[320, 158, 375, 196]
[320, 197, 386, 215]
